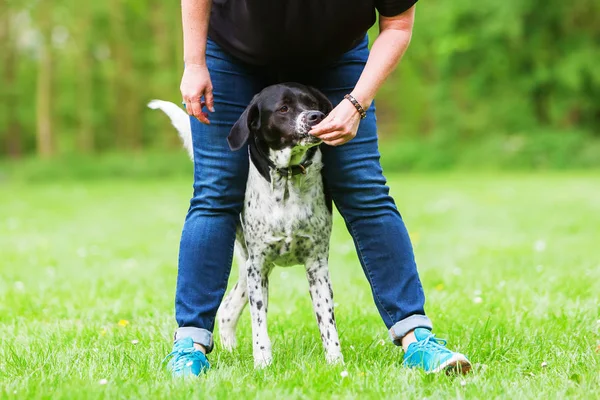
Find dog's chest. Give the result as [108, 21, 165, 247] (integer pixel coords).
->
[242, 163, 331, 266]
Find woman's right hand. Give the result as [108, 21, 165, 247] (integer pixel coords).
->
[180, 63, 215, 124]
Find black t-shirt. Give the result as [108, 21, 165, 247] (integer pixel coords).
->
[208, 0, 418, 66]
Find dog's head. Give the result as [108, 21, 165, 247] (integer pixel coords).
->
[227, 83, 332, 153]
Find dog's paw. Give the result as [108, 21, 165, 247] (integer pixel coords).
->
[219, 330, 237, 351]
[253, 351, 273, 369]
[326, 351, 344, 365]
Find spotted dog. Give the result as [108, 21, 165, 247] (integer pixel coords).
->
[148, 83, 343, 368]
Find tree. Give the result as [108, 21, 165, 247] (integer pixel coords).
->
[1, 2, 23, 158]
[73, 2, 95, 153]
[35, 0, 55, 158]
[107, 0, 142, 151]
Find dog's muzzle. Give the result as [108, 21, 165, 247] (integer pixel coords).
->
[306, 111, 326, 126]
[296, 111, 326, 142]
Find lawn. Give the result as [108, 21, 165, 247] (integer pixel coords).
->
[1, 172, 599, 399]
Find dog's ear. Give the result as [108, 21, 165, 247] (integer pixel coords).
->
[227, 96, 260, 151]
[308, 86, 333, 115]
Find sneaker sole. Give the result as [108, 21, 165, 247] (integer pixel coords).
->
[430, 354, 472, 375]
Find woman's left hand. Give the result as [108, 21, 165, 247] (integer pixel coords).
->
[309, 99, 362, 146]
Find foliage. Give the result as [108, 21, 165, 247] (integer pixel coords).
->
[0, 0, 599, 167]
[1, 173, 599, 397]
[2, 130, 600, 185]
[387, 0, 600, 139]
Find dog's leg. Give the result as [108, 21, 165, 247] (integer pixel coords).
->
[217, 238, 248, 350]
[306, 258, 343, 364]
[246, 256, 273, 368]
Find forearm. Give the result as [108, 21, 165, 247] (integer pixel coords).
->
[351, 6, 416, 109]
[181, 0, 211, 66]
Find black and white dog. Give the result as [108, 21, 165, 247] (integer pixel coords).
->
[149, 83, 343, 368]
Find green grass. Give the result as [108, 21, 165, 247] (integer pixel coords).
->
[1, 172, 599, 399]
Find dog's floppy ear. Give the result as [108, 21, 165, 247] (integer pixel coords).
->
[308, 86, 333, 115]
[227, 95, 260, 151]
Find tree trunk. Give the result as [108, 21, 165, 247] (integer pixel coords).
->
[36, 1, 54, 158]
[0, 6, 23, 158]
[75, 4, 94, 153]
[108, 0, 141, 151]
[150, 0, 181, 148]
[150, 0, 170, 91]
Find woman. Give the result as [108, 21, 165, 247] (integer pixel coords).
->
[165, 0, 471, 376]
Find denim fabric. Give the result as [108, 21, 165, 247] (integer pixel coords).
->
[175, 36, 432, 352]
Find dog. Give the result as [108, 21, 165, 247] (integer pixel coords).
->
[149, 83, 343, 368]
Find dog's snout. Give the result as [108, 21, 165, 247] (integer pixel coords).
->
[306, 111, 325, 126]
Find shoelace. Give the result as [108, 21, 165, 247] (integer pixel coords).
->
[414, 332, 448, 349]
[163, 346, 207, 371]
[404, 332, 450, 363]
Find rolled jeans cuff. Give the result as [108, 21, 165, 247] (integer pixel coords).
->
[175, 327, 214, 353]
[389, 314, 433, 346]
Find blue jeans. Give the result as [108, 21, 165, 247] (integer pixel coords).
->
[174, 36, 432, 352]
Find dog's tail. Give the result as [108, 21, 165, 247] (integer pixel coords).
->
[147, 100, 194, 160]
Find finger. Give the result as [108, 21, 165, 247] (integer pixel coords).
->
[190, 100, 208, 124]
[190, 100, 202, 117]
[319, 131, 345, 142]
[310, 115, 334, 132]
[184, 100, 193, 116]
[196, 110, 210, 125]
[310, 121, 339, 136]
[196, 98, 207, 110]
[205, 87, 215, 112]
[184, 99, 205, 113]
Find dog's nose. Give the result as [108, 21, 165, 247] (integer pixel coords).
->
[306, 111, 325, 126]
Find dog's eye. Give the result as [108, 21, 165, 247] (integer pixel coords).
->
[278, 105, 289, 113]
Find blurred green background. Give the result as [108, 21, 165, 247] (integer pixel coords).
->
[0, 0, 599, 173]
[1, 3, 599, 396]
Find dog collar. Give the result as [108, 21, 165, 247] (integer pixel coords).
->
[249, 136, 318, 182]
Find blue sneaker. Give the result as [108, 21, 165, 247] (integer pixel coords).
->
[164, 337, 210, 377]
[403, 328, 471, 374]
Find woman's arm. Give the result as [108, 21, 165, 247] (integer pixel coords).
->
[310, 6, 416, 146]
[180, 0, 214, 123]
[352, 7, 415, 109]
